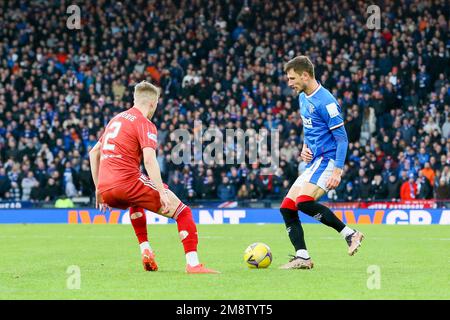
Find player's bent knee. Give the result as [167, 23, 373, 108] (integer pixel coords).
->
[281, 197, 297, 211]
[161, 189, 184, 219]
[296, 195, 315, 212]
[297, 182, 326, 200]
[280, 197, 299, 223]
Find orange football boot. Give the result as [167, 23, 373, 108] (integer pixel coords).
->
[142, 249, 158, 271]
[186, 264, 220, 274]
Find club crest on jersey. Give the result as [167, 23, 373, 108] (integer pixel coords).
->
[308, 104, 315, 113]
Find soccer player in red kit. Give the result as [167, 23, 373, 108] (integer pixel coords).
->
[89, 81, 219, 274]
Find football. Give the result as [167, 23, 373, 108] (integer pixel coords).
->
[244, 242, 272, 268]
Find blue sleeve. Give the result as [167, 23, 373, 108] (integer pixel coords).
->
[299, 94, 310, 148]
[331, 124, 348, 169]
[303, 132, 310, 148]
[318, 101, 344, 130]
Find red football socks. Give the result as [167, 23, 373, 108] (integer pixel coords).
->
[130, 207, 148, 244]
[175, 204, 198, 254]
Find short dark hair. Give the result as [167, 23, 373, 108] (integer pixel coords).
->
[284, 55, 315, 78]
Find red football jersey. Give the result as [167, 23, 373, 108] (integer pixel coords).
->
[97, 106, 158, 193]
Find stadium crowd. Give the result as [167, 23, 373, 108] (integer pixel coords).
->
[0, 0, 449, 205]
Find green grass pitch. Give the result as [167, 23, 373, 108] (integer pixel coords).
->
[0, 224, 449, 300]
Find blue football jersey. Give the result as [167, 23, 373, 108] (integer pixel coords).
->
[299, 84, 344, 163]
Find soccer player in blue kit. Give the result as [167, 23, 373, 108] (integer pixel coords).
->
[279, 56, 365, 269]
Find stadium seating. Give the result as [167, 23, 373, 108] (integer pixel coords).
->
[0, 0, 449, 206]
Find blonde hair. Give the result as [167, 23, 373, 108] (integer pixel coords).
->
[134, 80, 160, 104]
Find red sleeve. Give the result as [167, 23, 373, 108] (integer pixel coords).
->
[137, 119, 158, 150]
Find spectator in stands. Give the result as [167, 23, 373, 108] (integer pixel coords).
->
[247, 182, 261, 200]
[280, 141, 299, 163]
[217, 176, 236, 201]
[0, 168, 11, 199]
[21, 171, 39, 201]
[359, 107, 376, 146]
[436, 178, 450, 200]
[54, 195, 75, 208]
[78, 159, 95, 197]
[7, 182, 21, 201]
[417, 148, 430, 166]
[0, 0, 448, 206]
[442, 115, 450, 139]
[29, 181, 45, 202]
[400, 174, 418, 200]
[381, 160, 397, 182]
[441, 165, 450, 184]
[424, 118, 442, 135]
[357, 175, 372, 201]
[386, 174, 401, 200]
[271, 169, 285, 198]
[417, 171, 433, 199]
[168, 175, 187, 201]
[201, 175, 217, 200]
[400, 118, 416, 145]
[237, 184, 250, 200]
[258, 168, 273, 199]
[278, 179, 291, 198]
[371, 174, 388, 200]
[421, 162, 436, 186]
[343, 182, 358, 202]
[7, 163, 21, 185]
[42, 178, 61, 202]
[227, 167, 243, 189]
[185, 188, 196, 202]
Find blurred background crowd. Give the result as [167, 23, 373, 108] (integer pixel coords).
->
[0, 0, 449, 206]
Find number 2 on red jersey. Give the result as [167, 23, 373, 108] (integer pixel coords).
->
[102, 121, 122, 151]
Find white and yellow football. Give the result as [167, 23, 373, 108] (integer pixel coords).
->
[244, 242, 272, 268]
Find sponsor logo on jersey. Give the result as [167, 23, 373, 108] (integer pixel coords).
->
[301, 116, 313, 128]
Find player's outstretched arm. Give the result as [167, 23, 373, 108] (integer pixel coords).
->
[142, 147, 170, 214]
